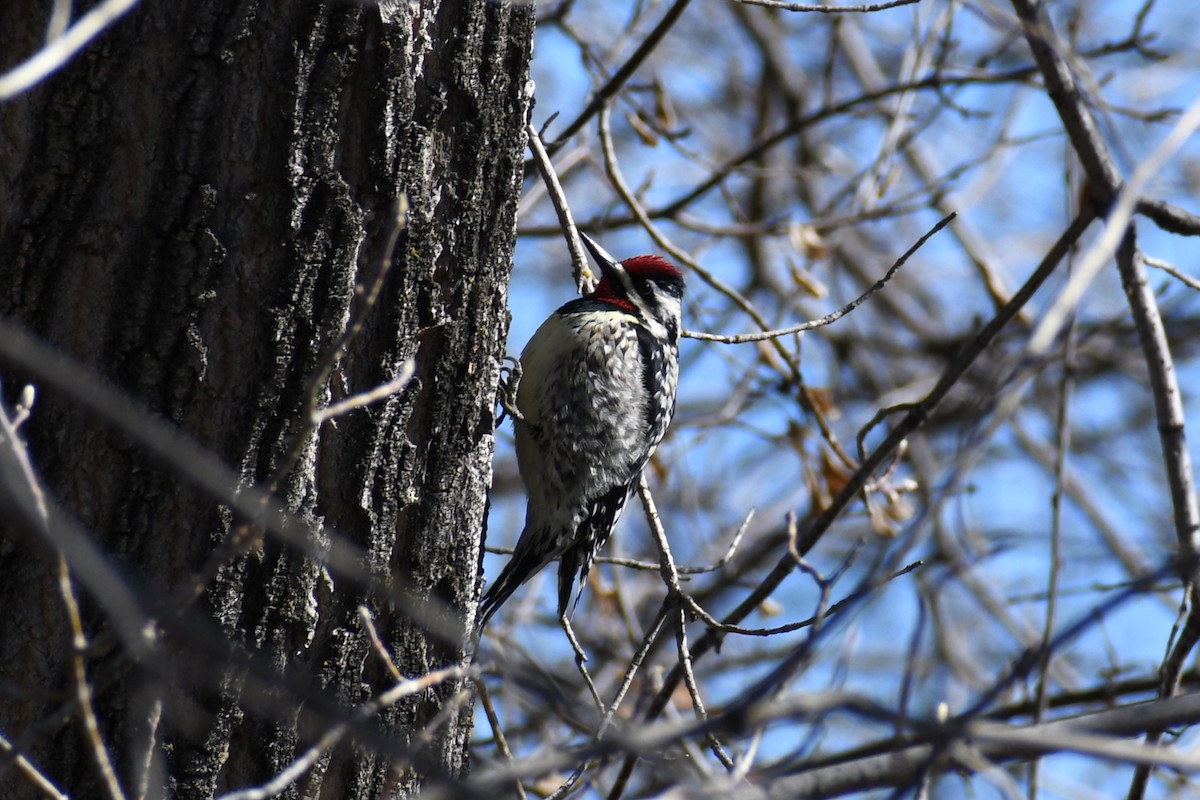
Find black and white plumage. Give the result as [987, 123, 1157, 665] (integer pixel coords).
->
[477, 233, 685, 631]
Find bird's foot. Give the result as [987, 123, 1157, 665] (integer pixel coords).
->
[495, 355, 525, 426]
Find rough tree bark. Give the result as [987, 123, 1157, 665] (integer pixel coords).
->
[0, 1, 533, 797]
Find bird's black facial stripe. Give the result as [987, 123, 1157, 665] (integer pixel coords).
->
[616, 270, 639, 301]
[644, 276, 683, 299]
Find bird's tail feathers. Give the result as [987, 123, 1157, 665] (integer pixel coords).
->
[557, 547, 585, 619]
[476, 528, 551, 634]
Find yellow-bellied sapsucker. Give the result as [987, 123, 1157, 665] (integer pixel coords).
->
[478, 233, 685, 631]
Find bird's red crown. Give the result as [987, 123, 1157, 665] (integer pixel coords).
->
[621, 255, 683, 280]
[588, 255, 681, 311]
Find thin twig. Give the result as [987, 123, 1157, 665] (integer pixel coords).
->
[358, 606, 402, 682]
[311, 359, 415, 425]
[635, 475, 724, 629]
[46, 0, 72, 41]
[688, 210, 953, 343]
[675, 607, 734, 770]
[696, 560, 922, 638]
[605, 600, 673, 738]
[0, 386, 127, 799]
[283, 195, 411, 489]
[0, 0, 140, 99]
[1032, 291, 1077, 797]
[526, 122, 590, 292]
[596, 508, 751, 574]
[560, 614, 605, 713]
[1144, 254, 1200, 292]
[217, 665, 469, 800]
[0, 731, 69, 800]
[545, 0, 694, 154]
[389, 685, 474, 779]
[134, 698, 162, 800]
[58, 555, 128, 800]
[476, 681, 527, 800]
[0, 374, 157, 656]
[734, 0, 919, 12]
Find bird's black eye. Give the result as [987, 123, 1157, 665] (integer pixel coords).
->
[631, 274, 682, 304]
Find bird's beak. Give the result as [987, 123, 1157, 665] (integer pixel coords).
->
[579, 232, 623, 282]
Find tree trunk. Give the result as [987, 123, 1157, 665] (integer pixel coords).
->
[0, 1, 532, 797]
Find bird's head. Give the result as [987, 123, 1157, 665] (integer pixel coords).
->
[580, 233, 684, 337]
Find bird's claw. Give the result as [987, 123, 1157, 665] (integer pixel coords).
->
[495, 356, 525, 426]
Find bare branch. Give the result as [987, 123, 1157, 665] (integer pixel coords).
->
[1136, 198, 1200, 237]
[733, 0, 919, 12]
[310, 358, 415, 425]
[0, 0, 140, 99]
[217, 666, 470, 800]
[759, 692, 1200, 798]
[1144, 254, 1200, 292]
[0, 731, 69, 800]
[56, 556, 128, 800]
[544, 0, 693, 153]
[525, 122, 591, 292]
[684, 212, 954, 343]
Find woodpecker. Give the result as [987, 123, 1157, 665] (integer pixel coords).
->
[478, 233, 685, 632]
